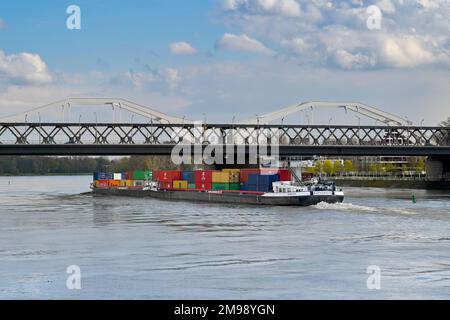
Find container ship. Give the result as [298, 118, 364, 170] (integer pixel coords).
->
[91, 168, 344, 206]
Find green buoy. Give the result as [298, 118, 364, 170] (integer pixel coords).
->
[412, 194, 417, 204]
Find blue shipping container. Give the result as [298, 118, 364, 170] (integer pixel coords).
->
[94, 172, 112, 180]
[248, 174, 279, 187]
[182, 171, 196, 183]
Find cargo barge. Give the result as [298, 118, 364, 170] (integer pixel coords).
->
[91, 168, 344, 206]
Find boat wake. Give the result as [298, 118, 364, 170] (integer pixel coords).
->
[313, 201, 417, 215]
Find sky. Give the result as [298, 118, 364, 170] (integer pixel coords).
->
[0, 0, 449, 124]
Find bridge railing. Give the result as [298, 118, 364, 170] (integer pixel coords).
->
[0, 123, 449, 147]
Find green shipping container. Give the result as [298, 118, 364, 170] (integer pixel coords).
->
[132, 170, 153, 180]
[212, 183, 230, 190]
[229, 183, 240, 190]
[188, 183, 196, 189]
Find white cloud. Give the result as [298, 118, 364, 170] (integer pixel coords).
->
[379, 35, 435, 67]
[332, 49, 376, 69]
[216, 33, 273, 55]
[0, 50, 53, 85]
[376, 0, 396, 14]
[416, 0, 444, 10]
[219, 0, 450, 70]
[0, 18, 6, 29]
[125, 69, 156, 88]
[168, 41, 197, 55]
[223, 0, 302, 17]
[281, 37, 310, 54]
[164, 68, 181, 89]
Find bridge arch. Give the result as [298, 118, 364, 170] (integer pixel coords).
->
[240, 101, 411, 126]
[0, 98, 194, 124]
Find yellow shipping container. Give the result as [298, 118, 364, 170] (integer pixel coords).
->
[119, 180, 133, 187]
[222, 169, 241, 173]
[212, 171, 230, 183]
[173, 180, 188, 189]
[229, 172, 240, 183]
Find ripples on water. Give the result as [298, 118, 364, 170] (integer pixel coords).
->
[0, 176, 449, 299]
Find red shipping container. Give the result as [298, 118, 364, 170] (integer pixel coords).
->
[96, 179, 109, 188]
[302, 172, 314, 181]
[195, 182, 212, 190]
[278, 169, 292, 181]
[159, 182, 173, 189]
[194, 170, 216, 183]
[260, 168, 279, 175]
[157, 170, 181, 182]
[240, 169, 260, 182]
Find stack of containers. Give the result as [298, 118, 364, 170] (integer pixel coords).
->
[241, 173, 279, 192]
[260, 168, 292, 181]
[212, 171, 230, 190]
[173, 180, 188, 189]
[182, 171, 196, 189]
[211, 171, 241, 190]
[156, 170, 182, 189]
[195, 170, 215, 190]
[93, 170, 153, 189]
[240, 169, 260, 183]
[93, 172, 113, 189]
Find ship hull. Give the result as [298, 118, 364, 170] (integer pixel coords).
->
[92, 188, 344, 206]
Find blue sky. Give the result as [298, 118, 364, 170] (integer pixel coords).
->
[0, 0, 449, 124]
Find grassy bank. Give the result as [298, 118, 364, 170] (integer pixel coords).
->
[334, 179, 450, 190]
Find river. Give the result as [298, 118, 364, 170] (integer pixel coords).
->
[0, 176, 449, 299]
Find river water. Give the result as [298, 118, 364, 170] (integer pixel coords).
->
[0, 175, 449, 299]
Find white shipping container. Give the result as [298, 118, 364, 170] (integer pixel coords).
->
[114, 173, 122, 180]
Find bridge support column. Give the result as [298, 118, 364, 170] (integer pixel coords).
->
[426, 156, 450, 181]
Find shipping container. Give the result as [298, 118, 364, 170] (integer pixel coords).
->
[173, 180, 188, 189]
[119, 180, 133, 187]
[229, 183, 240, 190]
[240, 182, 257, 191]
[113, 173, 122, 180]
[278, 169, 292, 181]
[195, 182, 212, 190]
[159, 182, 173, 189]
[222, 169, 241, 173]
[95, 179, 109, 188]
[212, 171, 230, 183]
[108, 179, 120, 187]
[229, 172, 240, 183]
[247, 173, 279, 192]
[121, 172, 129, 180]
[157, 170, 181, 182]
[260, 168, 279, 175]
[132, 170, 153, 180]
[212, 183, 230, 190]
[182, 171, 196, 183]
[240, 169, 260, 182]
[188, 183, 196, 189]
[94, 172, 113, 180]
[195, 170, 216, 183]
[301, 172, 314, 181]
[133, 180, 145, 187]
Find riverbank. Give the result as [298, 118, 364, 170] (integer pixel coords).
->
[0, 173, 92, 177]
[334, 178, 450, 190]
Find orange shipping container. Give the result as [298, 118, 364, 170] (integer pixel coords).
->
[108, 179, 120, 187]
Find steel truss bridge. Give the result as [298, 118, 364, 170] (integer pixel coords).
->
[0, 122, 449, 156]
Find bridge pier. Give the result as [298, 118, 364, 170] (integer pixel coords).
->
[426, 156, 450, 181]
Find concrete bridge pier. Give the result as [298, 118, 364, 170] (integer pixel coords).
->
[426, 156, 450, 181]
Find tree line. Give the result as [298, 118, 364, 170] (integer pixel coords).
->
[0, 156, 177, 175]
